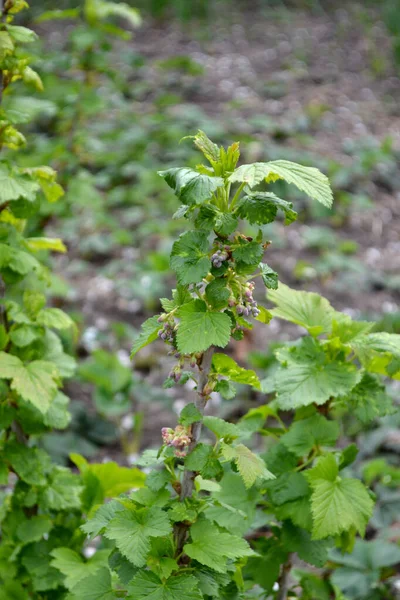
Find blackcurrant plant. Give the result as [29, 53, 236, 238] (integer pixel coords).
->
[71, 131, 399, 599]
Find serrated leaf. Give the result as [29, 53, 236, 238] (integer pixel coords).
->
[170, 230, 211, 285]
[221, 443, 275, 488]
[268, 282, 335, 336]
[338, 372, 394, 423]
[25, 237, 66, 253]
[205, 278, 230, 309]
[306, 454, 374, 539]
[51, 548, 108, 591]
[259, 263, 278, 289]
[0, 352, 59, 412]
[179, 403, 202, 426]
[0, 164, 39, 202]
[159, 167, 224, 206]
[9, 324, 40, 347]
[274, 338, 360, 409]
[128, 571, 203, 600]
[104, 506, 171, 567]
[6, 24, 38, 43]
[352, 332, 400, 378]
[131, 315, 161, 358]
[232, 239, 263, 265]
[16, 516, 52, 545]
[69, 567, 114, 600]
[203, 416, 240, 440]
[236, 191, 297, 225]
[4, 441, 48, 486]
[281, 521, 331, 567]
[229, 160, 333, 207]
[265, 471, 310, 506]
[40, 467, 82, 511]
[185, 443, 222, 479]
[281, 414, 339, 457]
[184, 518, 255, 573]
[177, 300, 231, 354]
[36, 308, 74, 330]
[212, 353, 260, 390]
[81, 500, 124, 538]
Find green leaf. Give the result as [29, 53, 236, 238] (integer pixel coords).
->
[268, 282, 335, 336]
[221, 443, 275, 488]
[25, 237, 66, 253]
[4, 441, 48, 486]
[274, 338, 360, 409]
[51, 548, 108, 591]
[229, 160, 333, 207]
[184, 518, 255, 573]
[170, 230, 211, 285]
[16, 516, 52, 545]
[177, 300, 231, 354]
[72, 455, 145, 498]
[259, 263, 278, 289]
[96, 2, 141, 28]
[179, 403, 202, 426]
[104, 505, 171, 567]
[338, 373, 394, 423]
[43, 391, 71, 430]
[205, 278, 230, 310]
[128, 572, 203, 600]
[40, 467, 82, 510]
[9, 325, 40, 347]
[281, 521, 331, 567]
[236, 191, 297, 225]
[6, 24, 38, 43]
[306, 454, 374, 539]
[81, 500, 124, 538]
[232, 239, 263, 265]
[159, 167, 224, 206]
[36, 308, 74, 330]
[212, 353, 260, 390]
[69, 567, 114, 600]
[131, 315, 161, 358]
[0, 352, 59, 412]
[0, 164, 39, 203]
[203, 416, 240, 441]
[281, 414, 340, 457]
[352, 332, 400, 378]
[265, 471, 310, 506]
[185, 443, 222, 479]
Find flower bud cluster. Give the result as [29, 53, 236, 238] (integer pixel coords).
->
[157, 315, 175, 343]
[161, 425, 191, 457]
[211, 247, 230, 268]
[236, 282, 260, 318]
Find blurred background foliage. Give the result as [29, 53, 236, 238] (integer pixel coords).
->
[5, 0, 400, 595]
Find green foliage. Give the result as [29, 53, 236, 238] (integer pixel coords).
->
[74, 131, 400, 600]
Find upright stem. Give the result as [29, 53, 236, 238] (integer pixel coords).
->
[174, 346, 214, 555]
[276, 554, 293, 600]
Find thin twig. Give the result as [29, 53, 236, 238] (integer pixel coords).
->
[276, 554, 293, 600]
[174, 346, 214, 556]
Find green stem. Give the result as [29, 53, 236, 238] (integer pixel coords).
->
[229, 182, 246, 210]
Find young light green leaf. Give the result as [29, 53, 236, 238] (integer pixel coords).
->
[268, 282, 335, 336]
[179, 403, 202, 426]
[0, 164, 39, 202]
[274, 341, 360, 409]
[203, 416, 241, 441]
[221, 443, 275, 488]
[306, 454, 374, 539]
[177, 300, 231, 354]
[69, 567, 114, 600]
[212, 353, 261, 390]
[25, 237, 66, 253]
[229, 160, 333, 207]
[0, 352, 59, 412]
